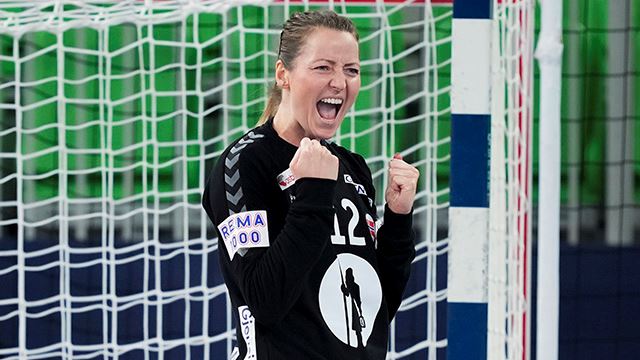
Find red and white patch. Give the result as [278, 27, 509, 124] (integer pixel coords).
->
[277, 168, 296, 190]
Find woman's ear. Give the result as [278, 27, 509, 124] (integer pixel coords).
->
[275, 60, 289, 89]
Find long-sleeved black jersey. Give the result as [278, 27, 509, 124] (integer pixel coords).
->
[202, 119, 415, 359]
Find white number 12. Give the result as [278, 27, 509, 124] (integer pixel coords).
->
[330, 198, 365, 246]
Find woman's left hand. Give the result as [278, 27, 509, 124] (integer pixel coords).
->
[385, 154, 420, 215]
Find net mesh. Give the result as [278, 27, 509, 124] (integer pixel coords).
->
[488, 0, 534, 359]
[0, 1, 531, 359]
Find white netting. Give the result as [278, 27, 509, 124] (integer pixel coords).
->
[488, 0, 534, 359]
[0, 0, 532, 359]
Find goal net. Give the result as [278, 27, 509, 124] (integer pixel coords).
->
[0, 0, 532, 359]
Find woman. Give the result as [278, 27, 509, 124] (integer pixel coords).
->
[202, 10, 419, 359]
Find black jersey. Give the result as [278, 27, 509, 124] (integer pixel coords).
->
[202, 119, 415, 359]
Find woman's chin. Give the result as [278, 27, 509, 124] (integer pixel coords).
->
[313, 115, 342, 139]
[313, 123, 340, 139]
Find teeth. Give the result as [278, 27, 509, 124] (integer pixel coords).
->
[320, 98, 343, 105]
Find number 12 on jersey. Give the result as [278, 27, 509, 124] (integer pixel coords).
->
[331, 198, 366, 246]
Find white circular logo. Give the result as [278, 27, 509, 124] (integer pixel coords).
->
[318, 253, 382, 348]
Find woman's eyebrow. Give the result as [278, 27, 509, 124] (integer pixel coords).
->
[313, 58, 360, 67]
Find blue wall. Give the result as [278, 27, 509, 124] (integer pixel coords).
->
[556, 245, 640, 359]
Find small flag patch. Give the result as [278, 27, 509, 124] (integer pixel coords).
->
[366, 213, 377, 244]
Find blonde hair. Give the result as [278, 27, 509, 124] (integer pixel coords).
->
[257, 10, 359, 125]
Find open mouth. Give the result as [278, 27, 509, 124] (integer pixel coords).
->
[316, 98, 343, 120]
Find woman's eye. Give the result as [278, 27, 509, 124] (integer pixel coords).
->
[315, 65, 330, 71]
[346, 68, 360, 76]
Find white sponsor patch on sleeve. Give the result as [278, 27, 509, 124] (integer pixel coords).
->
[276, 168, 296, 190]
[238, 306, 257, 359]
[217, 210, 269, 260]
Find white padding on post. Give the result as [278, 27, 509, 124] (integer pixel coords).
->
[451, 19, 492, 115]
[448, 206, 489, 303]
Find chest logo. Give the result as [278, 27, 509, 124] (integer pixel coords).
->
[318, 254, 382, 349]
[344, 174, 367, 196]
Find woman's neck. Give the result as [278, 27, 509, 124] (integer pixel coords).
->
[272, 108, 304, 147]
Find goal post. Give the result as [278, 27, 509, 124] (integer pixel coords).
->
[0, 1, 533, 359]
[448, 0, 533, 359]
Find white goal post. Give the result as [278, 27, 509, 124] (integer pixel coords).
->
[0, 1, 533, 359]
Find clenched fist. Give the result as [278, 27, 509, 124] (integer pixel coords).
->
[289, 138, 339, 180]
[385, 153, 419, 214]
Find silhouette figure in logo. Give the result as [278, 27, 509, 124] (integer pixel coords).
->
[340, 267, 365, 349]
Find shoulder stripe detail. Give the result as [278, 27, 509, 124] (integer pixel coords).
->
[225, 154, 240, 168]
[226, 188, 244, 206]
[225, 171, 240, 187]
[247, 131, 263, 139]
[224, 131, 264, 216]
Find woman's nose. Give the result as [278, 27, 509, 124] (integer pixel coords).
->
[329, 72, 346, 91]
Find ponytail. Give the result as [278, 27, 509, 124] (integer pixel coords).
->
[257, 84, 282, 125]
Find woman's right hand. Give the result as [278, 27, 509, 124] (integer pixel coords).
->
[289, 137, 339, 180]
